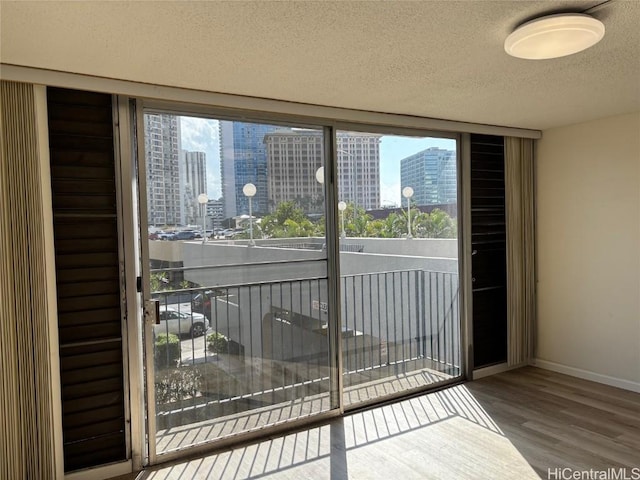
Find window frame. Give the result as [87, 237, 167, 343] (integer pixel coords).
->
[131, 97, 469, 465]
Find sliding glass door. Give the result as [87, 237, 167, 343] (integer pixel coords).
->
[141, 113, 335, 460]
[138, 107, 462, 462]
[334, 131, 461, 407]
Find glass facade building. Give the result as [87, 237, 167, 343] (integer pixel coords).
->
[400, 147, 457, 206]
[220, 121, 283, 218]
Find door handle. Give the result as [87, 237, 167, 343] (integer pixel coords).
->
[145, 299, 160, 325]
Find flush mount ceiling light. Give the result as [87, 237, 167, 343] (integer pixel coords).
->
[505, 13, 605, 59]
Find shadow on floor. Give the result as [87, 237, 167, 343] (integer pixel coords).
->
[137, 367, 640, 479]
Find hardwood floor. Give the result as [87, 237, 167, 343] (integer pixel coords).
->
[137, 367, 640, 479]
[470, 368, 640, 475]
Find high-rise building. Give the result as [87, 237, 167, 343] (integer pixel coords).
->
[144, 113, 182, 226]
[219, 121, 283, 219]
[400, 147, 457, 206]
[206, 198, 225, 231]
[336, 132, 381, 210]
[263, 130, 381, 212]
[264, 129, 325, 214]
[181, 151, 207, 225]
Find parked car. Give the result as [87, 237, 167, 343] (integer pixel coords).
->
[220, 228, 236, 238]
[191, 289, 225, 320]
[170, 230, 199, 241]
[154, 307, 209, 338]
[151, 292, 194, 305]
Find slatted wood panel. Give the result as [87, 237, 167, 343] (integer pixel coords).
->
[47, 87, 127, 472]
[470, 134, 507, 368]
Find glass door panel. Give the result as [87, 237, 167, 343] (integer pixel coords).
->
[142, 114, 333, 457]
[335, 131, 462, 407]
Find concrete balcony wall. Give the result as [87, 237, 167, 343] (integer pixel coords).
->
[156, 241, 460, 366]
[149, 240, 186, 263]
[175, 239, 458, 288]
[340, 237, 458, 258]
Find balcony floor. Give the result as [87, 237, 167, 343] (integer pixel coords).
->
[133, 367, 640, 479]
[156, 366, 453, 453]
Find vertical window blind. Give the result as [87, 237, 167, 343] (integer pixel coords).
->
[1, 80, 59, 480]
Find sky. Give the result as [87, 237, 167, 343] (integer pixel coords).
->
[179, 117, 456, 207]
[180, 116, 220, 199]
[378, 135, 456, 207]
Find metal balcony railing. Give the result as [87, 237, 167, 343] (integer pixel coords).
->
[150, 266, 460, 429]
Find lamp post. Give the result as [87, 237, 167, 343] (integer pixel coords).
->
[402, 187, 414, 239]
[315, 166, 324, 185]
[242, 183, 257, 246]
[338, 201, 347, 239]
[315, 166, 325, 214]
[197, 193, 208, 244]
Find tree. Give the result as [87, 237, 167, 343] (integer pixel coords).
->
[358, 207, 457, 239]
[365, 213, 404, 238]
[258, 201, 456, 240]
[412, 208, 457, 238]
[292, 194, 324, 214]
[150, 272, 170, 292]
[262, 201, 318, 238]
[233, 222, 263, 240]
[282, 218, 316, 238]
[343, 203, 373, 237]
[313, 216, 326, 236]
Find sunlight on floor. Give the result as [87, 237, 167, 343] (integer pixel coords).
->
[142, 384, 539, 480]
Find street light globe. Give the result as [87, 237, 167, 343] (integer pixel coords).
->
[198, 193, 208, 204]
[315, 166, 324, 184]
[243, 183, 257, 197]
[402, 186, 414, 199]
[338, 201, 347, 211]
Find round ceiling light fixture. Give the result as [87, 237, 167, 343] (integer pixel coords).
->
[505, 13, 605, 60]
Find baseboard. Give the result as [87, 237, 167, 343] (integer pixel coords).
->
[65, 460, 133, 480]
[533, 359, 640, 393]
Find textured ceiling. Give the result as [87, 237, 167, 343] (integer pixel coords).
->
[1, 0, 639, 130]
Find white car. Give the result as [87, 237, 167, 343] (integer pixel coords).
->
[155, 307, 209, 338]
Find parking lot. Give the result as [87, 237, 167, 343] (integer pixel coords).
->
[153, 300, 232, 366]
[177, 333, 209, 365]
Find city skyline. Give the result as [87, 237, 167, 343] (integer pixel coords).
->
[180, 116, 456, 208]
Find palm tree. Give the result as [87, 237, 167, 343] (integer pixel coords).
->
[413, 208, 457, 238]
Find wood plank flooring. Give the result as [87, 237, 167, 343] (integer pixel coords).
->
[135, 367, 640, 479]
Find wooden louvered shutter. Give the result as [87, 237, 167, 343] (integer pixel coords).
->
[47, 87, 127, 472]
[470, 134, 508, 368]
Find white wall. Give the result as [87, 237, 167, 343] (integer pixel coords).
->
[536, 112, 640, 391]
